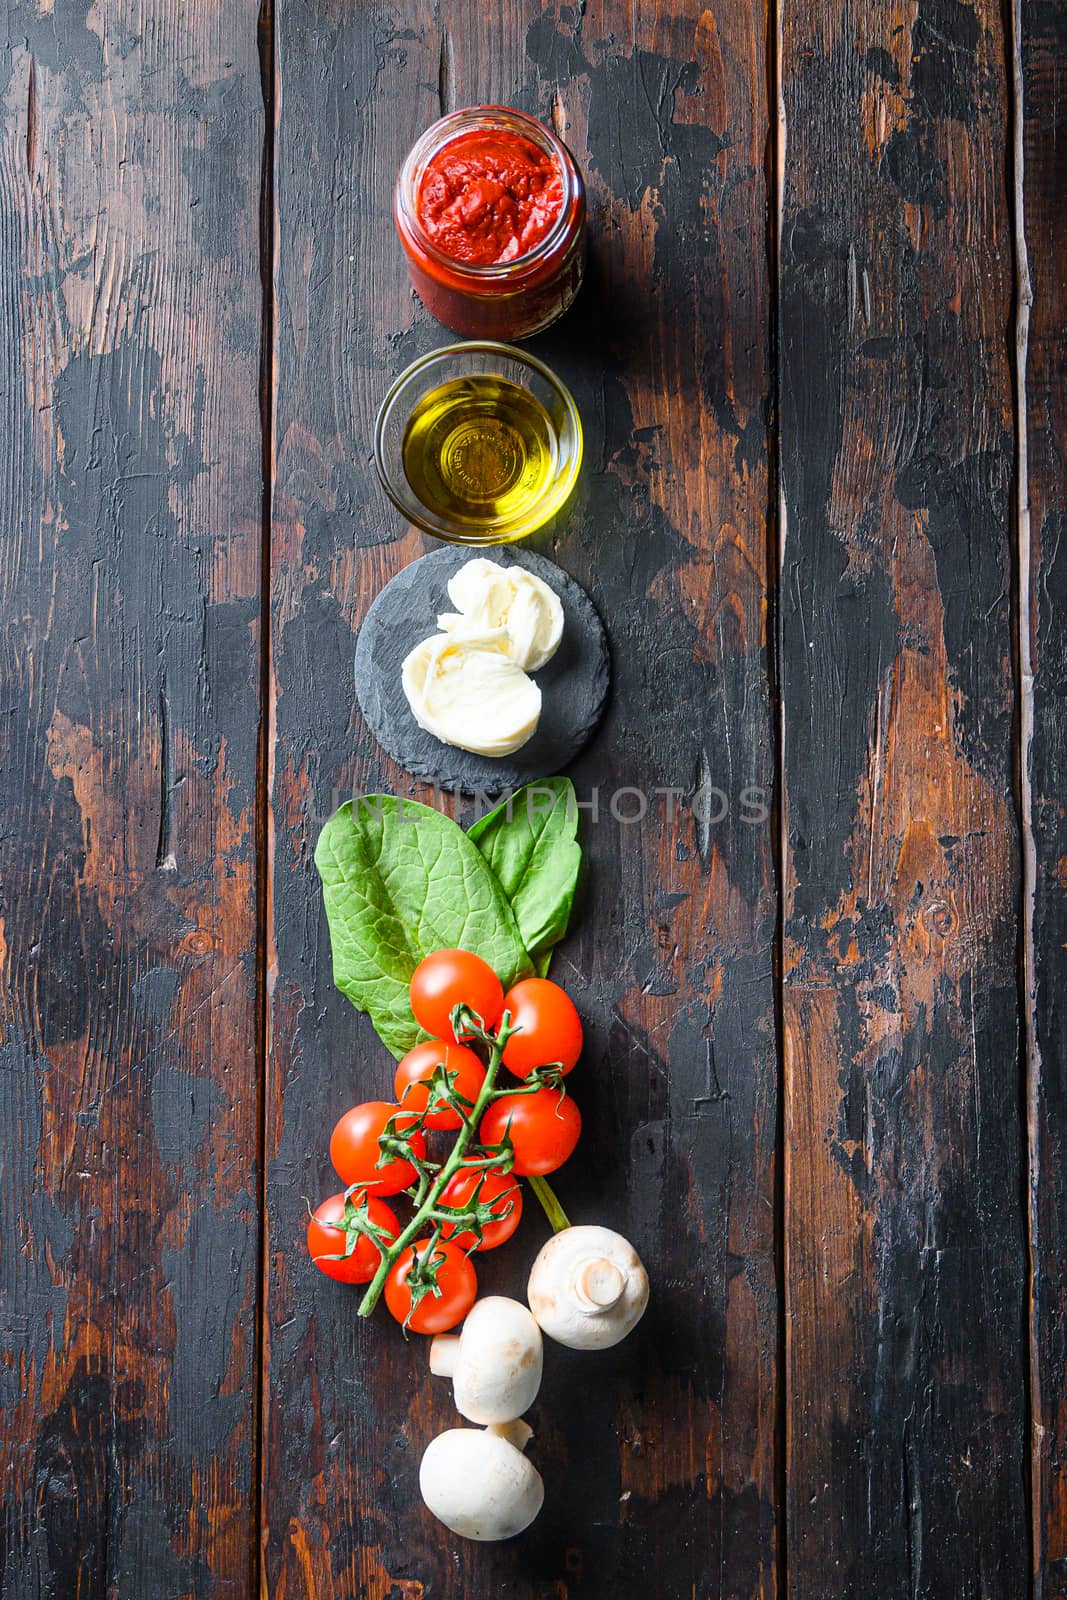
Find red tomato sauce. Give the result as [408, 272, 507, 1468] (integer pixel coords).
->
[416, 130, 564, 266]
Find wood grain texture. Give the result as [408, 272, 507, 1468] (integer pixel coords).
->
[0, 2, 1048, 1592]
[778, 0, 1030, 1593]
[1019, 0, 1067, 1591]
[266, 1, 777, 1595]
[0, 5, 264, 1596]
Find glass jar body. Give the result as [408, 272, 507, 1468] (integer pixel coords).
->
[395, 107, 587, 340]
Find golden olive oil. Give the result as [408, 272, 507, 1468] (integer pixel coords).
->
[402, 376, 560, 531]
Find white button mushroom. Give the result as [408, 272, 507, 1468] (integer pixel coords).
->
[429, 1296, 543, 1424]
[419, 1421, 544, 1541]
[527, 1225, 649, 1350]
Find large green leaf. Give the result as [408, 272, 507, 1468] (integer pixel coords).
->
[314, 796, 533, 1059]
[468, 778, 582, 977]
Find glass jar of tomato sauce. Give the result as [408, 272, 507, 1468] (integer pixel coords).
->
[394, 107, 586, 340]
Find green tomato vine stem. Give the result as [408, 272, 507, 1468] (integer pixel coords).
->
[357, 1009, 575, 1318]
[357, 1011, 516, 1317]
[527, 1173, 571, 1234]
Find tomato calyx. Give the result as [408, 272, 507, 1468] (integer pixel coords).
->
[397, 1236, 450, 1328]
[468, 1123, 516, 1171]
[305, 1185, 397, 1267]
[523, 1059, 566, 1090]
[376, 1108, 432, 1176]
[448, 999, 489, 1043]
[434, 1168, 522, 1253]
[384, 1235, 478, 1334]
[419, 1059, 479, 1127]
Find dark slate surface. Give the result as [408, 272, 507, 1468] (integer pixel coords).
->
[353, 544, 611, 791]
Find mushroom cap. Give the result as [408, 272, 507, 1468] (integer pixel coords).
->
[527, 1225, 649, 1350]
[419, 1428, 544, 1541]
[439, 1296, 543, 1424]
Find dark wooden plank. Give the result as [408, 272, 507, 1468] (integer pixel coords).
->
[778, 0, 1030, 1593]
[1018, 0, 1067, 1591]
[266, 1, 777, 1594]
[0, 7, 264, 1596]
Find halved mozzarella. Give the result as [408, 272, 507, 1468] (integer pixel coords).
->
[441, 559, 564, 672]
[401, 634, 542, 758]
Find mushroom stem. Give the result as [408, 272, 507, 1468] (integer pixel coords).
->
[488, 1418, 533, 1452]
[527, 1225, 650, 1350]
[428, 1334, 460, 1377]
[571, 1257, 626, 1313]
[428, 1296, 543, 1423]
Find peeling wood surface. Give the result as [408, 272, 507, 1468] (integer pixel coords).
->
[266, 2, 777, 1595]
[0, 0, 1063, 1597]
[778, 0, 1031, 1592]
[1019, 0, 1067, 1592]
[0, 3, 265, 1598]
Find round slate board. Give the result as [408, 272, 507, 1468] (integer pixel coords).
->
[354, 545, 610, 793]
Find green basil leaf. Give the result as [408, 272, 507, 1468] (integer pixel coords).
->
[314, 796, 533, 1059]
[468, 778, 581, 977]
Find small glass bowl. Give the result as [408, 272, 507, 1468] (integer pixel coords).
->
[373, 341, 583, 545]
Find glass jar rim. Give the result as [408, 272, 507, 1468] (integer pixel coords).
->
[395, 105, 584, 283]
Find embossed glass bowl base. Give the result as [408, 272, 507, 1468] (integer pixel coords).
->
[373, 342, 583, 545]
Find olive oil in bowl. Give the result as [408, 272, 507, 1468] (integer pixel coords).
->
[402, 377, 559, 533]
[374, 343, 583, 545]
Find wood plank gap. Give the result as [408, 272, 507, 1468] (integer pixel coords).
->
[766, 0, 788, 1592]
[1006, 0, 1040, 1587]
[254, 4, 276, 1597]
[1015, 0, 1067, 1586]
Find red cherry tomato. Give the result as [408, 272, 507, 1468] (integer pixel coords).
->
[437, 1167, 523, 1251]
[410, 949, 504, 1041]
[306, 1190, 400, 1284]
[479, 1087, 581, 1176]
[394, 1040, 487, 1130]
[329, 1101, 426, 1195]
[501, 977, 583, 1078]
[384, 1239, 478, 1333]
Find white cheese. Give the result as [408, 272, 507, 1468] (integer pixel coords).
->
[440, 559, 564, 672]
[401, 634, 542, 759]
[398, 559, 565, 761]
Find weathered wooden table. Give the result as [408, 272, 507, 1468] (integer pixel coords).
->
[2, 2, 1064, 1596]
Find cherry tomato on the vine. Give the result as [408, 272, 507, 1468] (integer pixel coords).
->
[384, 1238, 478, 1333]
[410, 949, 504, 1041]
[437, 1167, 523, 1251]
[394, 1039, 486, 1130]
[479, 1087, 581, 1176]
[306, 1191, 400, 1284]
[329, 1101, 426, 1195]
[500, 977, 583, 1079]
